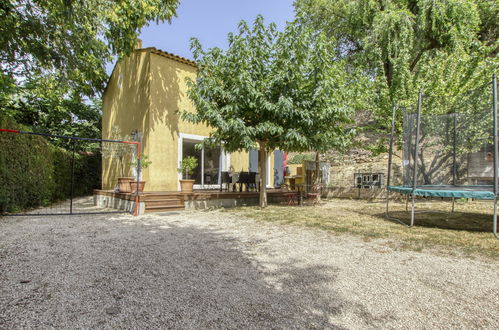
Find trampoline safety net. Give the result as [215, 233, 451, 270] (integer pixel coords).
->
[391, 80, 497, 199]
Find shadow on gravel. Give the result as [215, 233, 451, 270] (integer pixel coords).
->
[0, 213, 382, 328]
[374, 210, 492, 233]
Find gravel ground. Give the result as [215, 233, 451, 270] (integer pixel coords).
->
[0, 208, 498, 329]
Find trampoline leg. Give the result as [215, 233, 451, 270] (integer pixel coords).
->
[405, 195, 409, 213]
[385, 193, 413, 227]
[385, 190, 390, 216]
[410, 194, 415, 227]
[494, 197, 499, 239]
[451, 198, 455, 213]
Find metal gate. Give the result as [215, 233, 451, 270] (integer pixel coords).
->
[0, 129, 141, 216]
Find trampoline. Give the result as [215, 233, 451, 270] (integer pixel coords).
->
[388, 185, 496, 199]
[386, 74, 498, 238]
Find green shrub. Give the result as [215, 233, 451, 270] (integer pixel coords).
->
[288, 153, 315, 164]
[73, 151, 101, 196]
[51, 146, 72, 201]
[0, 116, 101, 213]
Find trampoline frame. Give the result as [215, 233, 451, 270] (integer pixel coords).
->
[385, 74, 499, 238]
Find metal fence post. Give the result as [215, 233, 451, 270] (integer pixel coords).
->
[135, 135, 142, 216]
[70, 140, 76, 215]
[386, 104, 397, 215]
[492, 74, 498, 238]
[410, 89, 423, 227]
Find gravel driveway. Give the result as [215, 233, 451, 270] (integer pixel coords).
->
[0, 209, 497, 329]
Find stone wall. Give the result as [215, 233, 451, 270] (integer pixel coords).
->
[93, 193, 145, 215]
[326, 149, 403, 200]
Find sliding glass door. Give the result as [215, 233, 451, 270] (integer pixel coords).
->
[180, 135, 224, 188]
[203, 146, 221, 185]
[181, 140, 202, 184]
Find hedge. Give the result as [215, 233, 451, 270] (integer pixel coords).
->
[0, 116, 101, 213]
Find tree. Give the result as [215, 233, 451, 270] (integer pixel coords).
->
[2, 74, 101, 148]
[295, 0, 498, 123]
[296, 0, 497, 183]
[1, 0, 179, 95]
[183, 16, 357, 207]
[1, 0, 179, 143]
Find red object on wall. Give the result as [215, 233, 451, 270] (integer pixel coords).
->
[0, 129, 21, 133]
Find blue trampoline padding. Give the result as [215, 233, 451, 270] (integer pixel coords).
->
[388, 185, 497, 199]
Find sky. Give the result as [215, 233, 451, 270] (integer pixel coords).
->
[106, 0, 296, 73]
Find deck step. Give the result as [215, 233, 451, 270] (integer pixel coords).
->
[145, 199, 184, 207]
[145, 205, 185, 213]
[142, 195, 184, 201]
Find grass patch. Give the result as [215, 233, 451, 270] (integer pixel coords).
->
[228, 199, 499, 260]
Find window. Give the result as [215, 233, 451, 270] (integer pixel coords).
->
[354, 173, 384, 188]
[179, 134, 225, 188]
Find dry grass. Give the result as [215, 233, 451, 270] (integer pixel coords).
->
[227, 198, 499, 260]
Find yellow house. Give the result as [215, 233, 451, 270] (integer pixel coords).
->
[102, 45, 284, 192]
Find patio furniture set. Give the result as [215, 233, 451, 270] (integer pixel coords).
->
[220, 171, 260, 192]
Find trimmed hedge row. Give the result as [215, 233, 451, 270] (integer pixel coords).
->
[0, 116, 101, 213]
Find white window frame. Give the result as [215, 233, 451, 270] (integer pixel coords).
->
[267, 154, 271, 188]
[178, 133, 227, 190]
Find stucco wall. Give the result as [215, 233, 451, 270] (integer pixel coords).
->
[101, 50, 151, 190]
[147, 53, 204, 191]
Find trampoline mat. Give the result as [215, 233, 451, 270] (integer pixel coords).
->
[388, 185, 496, 199]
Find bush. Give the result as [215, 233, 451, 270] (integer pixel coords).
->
[0, 116, 101, 213]
[288, 153, 315, 164]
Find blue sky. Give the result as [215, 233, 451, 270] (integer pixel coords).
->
[107, 0, 295, 73]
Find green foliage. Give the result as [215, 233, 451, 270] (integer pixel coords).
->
[183, 16, 360, 206]
[288, 153, 315, 164]
[295, 0, 498, 125]
[0, 117, 54, 212]
[51, 147, 71, 201]
[185, 16, 357, 154]
[1, 0, 179, 96]
[0, 116, 100, 213]
[0, 0, 179, 143]
[1, 74, 102, 146]
[130, 155, 152, 170]
[178, 156, 198, 179]
[101, 127, 134, 177]
[72, 151, 101, 196]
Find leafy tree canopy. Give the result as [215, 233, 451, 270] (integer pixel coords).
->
[0, 0, 179, 141]
[2, 74, 102, 148]
[295, 0, 498, 121]
[1, 0, 179, 95]
[183, 15, 361, 206]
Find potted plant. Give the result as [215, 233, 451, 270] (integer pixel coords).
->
[129, 155, 152, 193]
[178, 156, 198, 193]
[116, 145, 133, 193]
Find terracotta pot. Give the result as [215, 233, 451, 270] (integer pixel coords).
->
[129, 181, 146, 193]
[118, 177, 134, 193]
[179, 179, 195, 193]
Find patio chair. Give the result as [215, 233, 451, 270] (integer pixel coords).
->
[238, 172, 249, 192]
[220, 171, 231, 192]
[248, 172, 258, 192]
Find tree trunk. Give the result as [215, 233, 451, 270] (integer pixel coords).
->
[314, 151, 321, 202]
[258, 141, 268, 208]
[314, 151, 320, 185]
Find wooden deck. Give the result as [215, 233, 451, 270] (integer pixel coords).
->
[94, 189, 298, 213]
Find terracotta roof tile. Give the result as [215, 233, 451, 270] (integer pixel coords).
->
[143, 47, 197, 68]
